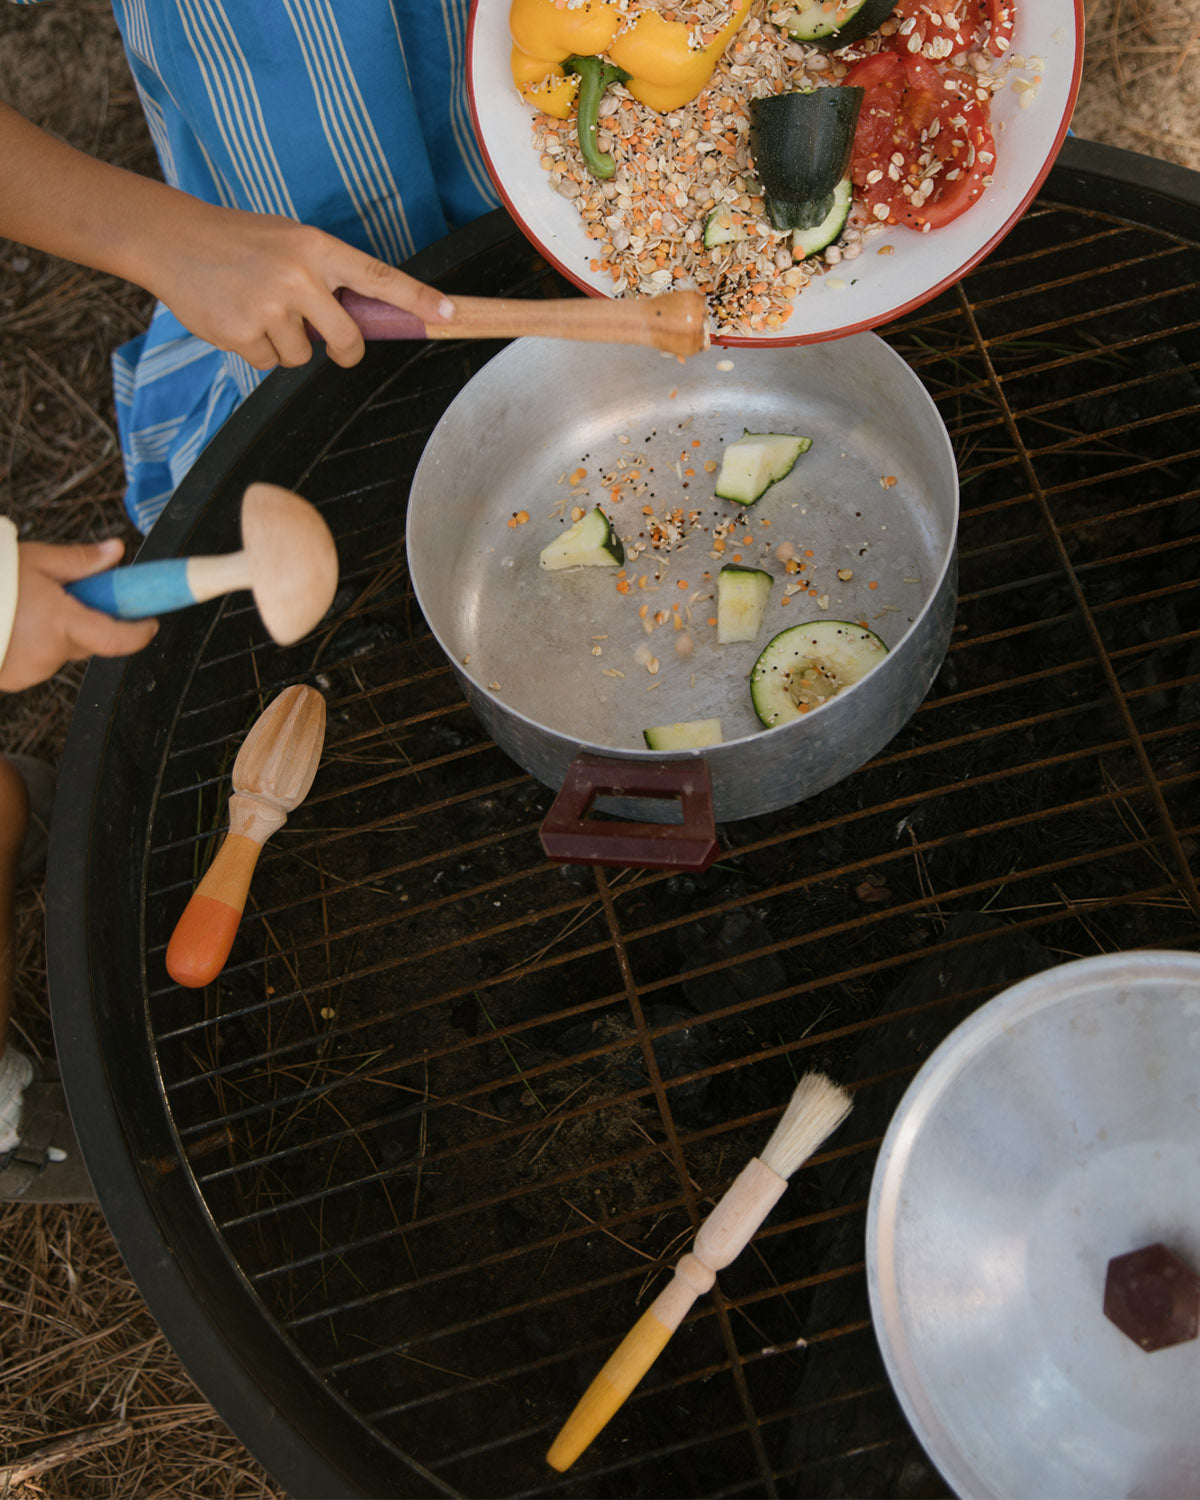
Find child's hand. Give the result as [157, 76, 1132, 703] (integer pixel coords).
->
[0, 538, 159, 691]
[0, 108, 452, 375]
[144, 203, 457, 373]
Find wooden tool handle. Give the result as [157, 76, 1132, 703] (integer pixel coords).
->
[66, 553, 253, 620]
[166, 832, 265, 988]
[338, 286, 709, 359]
[166, 791, 287, 987]
[547, 1254, 716, 1472]
[547, 1306, 676, 1473]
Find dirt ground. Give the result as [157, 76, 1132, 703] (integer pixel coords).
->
[0, 2, 1196, 1496]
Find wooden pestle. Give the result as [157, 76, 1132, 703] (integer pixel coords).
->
[324, 286, 710, 359]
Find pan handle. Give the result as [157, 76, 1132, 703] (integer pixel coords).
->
[540, 754, 719, 872]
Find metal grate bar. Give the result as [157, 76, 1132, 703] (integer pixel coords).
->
[114, 186, 1200, 1497]
[149, 659, 1193, 994]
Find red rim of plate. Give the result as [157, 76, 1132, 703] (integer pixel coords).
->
[466, 0, 1085, 348]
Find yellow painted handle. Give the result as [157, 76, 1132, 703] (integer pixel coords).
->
[546, 1308, 675, 1473]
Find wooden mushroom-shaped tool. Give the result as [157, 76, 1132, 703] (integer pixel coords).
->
[166, 685, 326, 989]
[546, 1072, 854, 1473]
[327, 286, 710, 360]
[66, 483, 338, 645]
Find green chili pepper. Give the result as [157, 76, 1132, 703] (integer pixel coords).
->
[562, 54, 631, 182]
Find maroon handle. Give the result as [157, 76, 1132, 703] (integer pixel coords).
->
[336, 289, 427, 340]
[540, 754, 719, 872]
[304, 289, 427, 344]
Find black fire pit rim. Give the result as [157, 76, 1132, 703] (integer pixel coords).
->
[44, 216, 513, 1500]
[45, 139, 1200, 1500]
[1050, 134, 1200, 236]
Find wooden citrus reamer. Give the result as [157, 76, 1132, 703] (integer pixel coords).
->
[166, 684, 326, 989]
[66, 483, 339, 646]
[546, 1071, 854, 1472]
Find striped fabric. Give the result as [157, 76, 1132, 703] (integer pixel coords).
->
[11, 1, 500, 532]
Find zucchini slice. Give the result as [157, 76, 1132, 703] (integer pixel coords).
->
[749, 88, 863, 232]
[643, 718, 724, 751]
[771, 0, 897, 49]
[717, 564, 774, 644]
[792, 176, 854, 258]
[714, 430, 812, 506]
[703, 206, 748, 249]
[539, 505, 625, 570]
[750, 620, 889, 726]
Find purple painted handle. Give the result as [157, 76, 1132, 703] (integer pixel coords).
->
[540, 754, 719, 872]
[304, 289, 427, 343]
[336, 289, 427, 340]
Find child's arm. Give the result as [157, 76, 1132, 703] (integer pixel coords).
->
[0, 102, 456, 371]
[0, 529, 159, 692]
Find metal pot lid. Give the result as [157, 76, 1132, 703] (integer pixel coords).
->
[866, 950, 1200, 1500]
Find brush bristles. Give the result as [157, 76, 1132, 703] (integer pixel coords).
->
[759, 1072, 853, 1178]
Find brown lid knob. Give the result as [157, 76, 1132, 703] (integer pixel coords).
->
[1103, 1243, 1200, 1352]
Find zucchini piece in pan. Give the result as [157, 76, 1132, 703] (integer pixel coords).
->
[539, 505, 625, 570]
[792, 176, 854, 258]
[749, 87, 863, 233]
[751, 620, 889, 726]
[703, 205, 748, 249]
[714, 430, 812, 506]
[771, 0, 897, 50]
[717, 564, 774, 643]
[643, 718, 724, 750]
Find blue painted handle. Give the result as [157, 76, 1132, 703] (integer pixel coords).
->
[67, 559, 195, 620]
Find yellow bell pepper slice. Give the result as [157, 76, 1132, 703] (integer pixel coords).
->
[509, 0, 624, 61]
[510, 45, 578, 120]
[608, 0, 756, 113]
[509, 0, 756, 119]
[509, 0, 623, 116]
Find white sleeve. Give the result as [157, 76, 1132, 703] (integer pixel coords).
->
[0, 517, 19, 680]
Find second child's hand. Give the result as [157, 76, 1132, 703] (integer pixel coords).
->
[0, 539, 158, 692]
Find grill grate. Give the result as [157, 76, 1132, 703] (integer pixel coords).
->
[58, 150, 1199, 1500]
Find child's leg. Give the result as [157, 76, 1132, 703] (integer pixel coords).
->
[0, 754, 30, 1059]
[0, 755, 94, 1200]
[0, 757, 34, 1153]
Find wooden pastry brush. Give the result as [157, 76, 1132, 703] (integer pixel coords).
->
[546, 1071, 853, 1473]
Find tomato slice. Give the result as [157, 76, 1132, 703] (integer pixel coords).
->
[890, 0, 983, 58]
[844, 52, 996, 232]
[890, 0, 1014, 59]
[982, 0, 1015, 56]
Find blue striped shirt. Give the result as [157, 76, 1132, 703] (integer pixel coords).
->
[11, 1, 500, 532]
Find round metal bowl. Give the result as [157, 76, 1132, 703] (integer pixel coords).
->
[867, 950, 1200, 1500]
[407, 332, 957, 825]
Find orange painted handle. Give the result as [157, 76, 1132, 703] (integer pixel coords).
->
[166, 832, 263, 987]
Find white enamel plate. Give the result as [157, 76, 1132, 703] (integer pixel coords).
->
[467, 0, 1083, 347]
